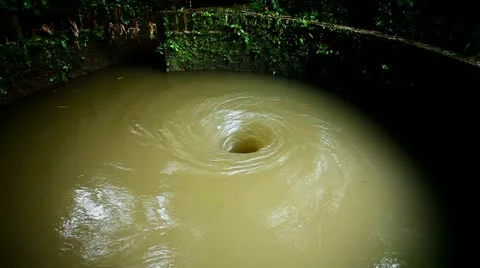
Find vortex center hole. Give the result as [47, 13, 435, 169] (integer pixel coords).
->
[228, 137, 262, 154]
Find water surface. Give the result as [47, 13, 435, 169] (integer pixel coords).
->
[1, 66, 441, 267]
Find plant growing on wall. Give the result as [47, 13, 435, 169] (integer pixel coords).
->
[161, 4, 343, 75]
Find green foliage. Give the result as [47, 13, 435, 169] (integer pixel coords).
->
[0, 35, 72, 91]
[0, 0, 166, 104]
[0, 25, 106, 96]
[162, 7, 343, 75]
[246, 0, 479, 58]
[0, 77, 6, 97]
[0, 0, 49, 11]
[375, 0, 419, 37]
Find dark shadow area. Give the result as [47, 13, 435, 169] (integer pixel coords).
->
[304, 48, 478, 268]
[123, 13, 167, 71]
[123, 40, 166, 71]
[192, 0, 251, 8]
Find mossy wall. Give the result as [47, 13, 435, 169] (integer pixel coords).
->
[0, 32, 159, 106]
[162, 7, 480, 99]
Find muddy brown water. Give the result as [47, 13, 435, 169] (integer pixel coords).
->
[1, 66, 443, 267]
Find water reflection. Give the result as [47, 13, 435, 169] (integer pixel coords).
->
[57, 166, 177, 267]
[143, 193, 176, 232]
[57, 173, 138, 262]
[372, 251, 406, 268]
[143, 245, 176, 268]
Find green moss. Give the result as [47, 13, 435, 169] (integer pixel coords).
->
[162, 7, 344, 76]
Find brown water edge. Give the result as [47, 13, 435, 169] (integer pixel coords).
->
[0, 65, 444, 268]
